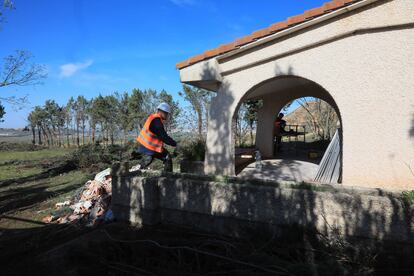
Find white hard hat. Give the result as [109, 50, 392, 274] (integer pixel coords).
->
[157, 102, 171, 113]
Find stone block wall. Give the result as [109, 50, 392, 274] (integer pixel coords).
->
[112, 167, 414, 242]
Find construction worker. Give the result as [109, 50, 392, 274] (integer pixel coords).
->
[136, 102, 177, 172]
[273, 112, 287, 154]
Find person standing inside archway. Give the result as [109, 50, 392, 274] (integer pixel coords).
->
[136, 103, 178, 172]
[273, 112, 287, 155]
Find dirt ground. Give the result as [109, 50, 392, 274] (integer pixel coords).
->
[2, 221, 414, 276]
[1, 146, 414, 275]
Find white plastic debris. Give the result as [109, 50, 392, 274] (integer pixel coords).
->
[129, 164, 141, 172]
[55, 200, 71, 208]
[94, 168, 111, 184]
[71, 200, 93, 214]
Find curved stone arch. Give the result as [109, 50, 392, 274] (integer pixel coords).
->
[233, 74, 342, 122]
[230, 74, 343, 179]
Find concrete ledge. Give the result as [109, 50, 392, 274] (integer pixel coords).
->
[112, 170, 414, 243]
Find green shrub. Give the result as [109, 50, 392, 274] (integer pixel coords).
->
[180, 138, 206, 161]
[401, 190, 414, 204]
[72, 144, 106, 169]
[0, 142, 45, 152]
[71, 142, 141, 170]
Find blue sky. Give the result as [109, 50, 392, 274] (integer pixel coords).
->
[1, 0, 326, 128]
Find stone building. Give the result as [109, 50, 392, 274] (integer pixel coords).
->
[176, 0, 414, 190]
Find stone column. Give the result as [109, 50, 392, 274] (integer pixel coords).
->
[256, 96, 286, 158]
[204, 85, 236, 176]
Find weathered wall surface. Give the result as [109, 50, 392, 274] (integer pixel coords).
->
[183, 0, 414, 189]
[112, 171, 414, 243]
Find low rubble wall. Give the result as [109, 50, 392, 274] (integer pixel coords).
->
[112, 165, 414, 242]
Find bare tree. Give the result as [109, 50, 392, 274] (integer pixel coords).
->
[179, 84, 213, 138]
[0, 50, 47, 88]
[0, 103, 4, 122]
[295, 97, 338, 141]
[0, 0, 13, 26]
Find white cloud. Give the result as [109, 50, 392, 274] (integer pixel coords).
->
[59, 59, 93, 78]
[169, 0, 196, 7]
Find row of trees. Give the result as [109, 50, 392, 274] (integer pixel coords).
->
[24, 84, 266, 148]
[24, 83, 338, 149]
[27, 89, 180, 147]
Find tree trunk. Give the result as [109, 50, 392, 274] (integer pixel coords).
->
[82, 119, 85, 145]
[197, 111, 202, 138]
[249, 123, 254, 146]
[57, 126, 62, 147]
[47, 127, 53, 146]
[31, 126, 36, 145]
[72, 121, 75, 144]
[37, 125, 42, 145]
[92, 126, 95, 144]
[76, 120, 80, 147]
[41, 126, 49, 146]
[66, 126, 70, 147]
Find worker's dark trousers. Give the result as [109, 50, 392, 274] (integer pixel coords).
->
[273, 136, 282, 156]
[139, 149, 173, 172]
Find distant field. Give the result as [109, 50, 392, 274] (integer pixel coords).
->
[0, 148, 73, 163]
[0, 135, 32, 143]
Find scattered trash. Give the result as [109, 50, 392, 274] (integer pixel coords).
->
[56, 215, 69, 224]
[55, 200, 71, 208]
[43, 168, 113, 226]
[42, 215, 58, 223]
[94, 168, 111, 184]
[129, 164, 141, 172]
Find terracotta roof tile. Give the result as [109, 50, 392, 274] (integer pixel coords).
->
[218, 42, 237, 53]
[177, 0, 363, 69]
[268, 21, 288, 33]
[304, 7, 325, 19]
[188, 54, 205, 64]
[235, 35, 254, 47]
[324, 0, 348, 11]
[204, 48, 221, 58]
[251, 28, 272, 40]
[286, 14, 306, 26]
[176, 60, 189, 69]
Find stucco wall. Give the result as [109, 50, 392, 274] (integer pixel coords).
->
[112, 170, 414, 242]
[194, 0, 414, 189]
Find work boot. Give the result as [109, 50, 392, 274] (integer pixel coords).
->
[139, 155, 153, 170]
[163, 154, 173, 173]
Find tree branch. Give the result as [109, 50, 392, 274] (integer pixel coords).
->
[0, 50, 47, 87]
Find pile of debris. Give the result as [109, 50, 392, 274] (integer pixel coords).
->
[43, 168, 114, 226]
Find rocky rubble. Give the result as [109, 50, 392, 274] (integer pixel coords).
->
[43, 168, 114, 226]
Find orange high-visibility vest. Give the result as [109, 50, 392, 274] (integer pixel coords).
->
[137, 113, 164, 153]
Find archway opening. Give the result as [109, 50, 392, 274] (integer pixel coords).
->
[233, 75, 342, 184]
